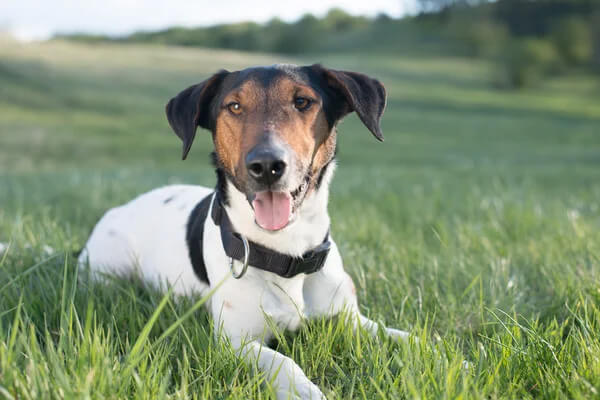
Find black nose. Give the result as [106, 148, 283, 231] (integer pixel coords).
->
[245, 144, 287, 186]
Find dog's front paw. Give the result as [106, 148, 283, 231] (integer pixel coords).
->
[275, 379, 325, 400]
[295, 380, 325, 400]
[385, 327, 410, 342]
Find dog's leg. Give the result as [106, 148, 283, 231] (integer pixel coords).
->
[210, 286, 325, 400]
[229, 337, 325, 400]
[353, 312, 410, 341]
[304, 240, 410, 342]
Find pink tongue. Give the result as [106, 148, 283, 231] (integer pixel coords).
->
[252, 191, 291, 231]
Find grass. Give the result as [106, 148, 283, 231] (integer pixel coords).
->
[1, 36, 600, 398]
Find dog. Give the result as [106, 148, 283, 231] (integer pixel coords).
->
[78, 64, 409, 399]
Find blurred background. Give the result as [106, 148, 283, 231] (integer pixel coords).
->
[59, 0, 600, 89]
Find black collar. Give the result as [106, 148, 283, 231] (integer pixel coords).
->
[210, 193, 331, 278]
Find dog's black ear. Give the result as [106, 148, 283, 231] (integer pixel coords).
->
[311, 64, 387, 141]
[166, 70, 229, 160]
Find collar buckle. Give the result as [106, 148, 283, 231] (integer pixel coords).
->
[282, 240, 331, 278]
[229, 234, 250, 279]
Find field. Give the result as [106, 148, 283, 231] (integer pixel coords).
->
[1, 36, 600, 398]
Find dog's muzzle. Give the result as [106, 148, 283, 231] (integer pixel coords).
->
[245, 138, 298, 231]
[245, 141, 288, 187]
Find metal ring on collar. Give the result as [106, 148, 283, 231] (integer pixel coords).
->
[229, 235, 250, 279]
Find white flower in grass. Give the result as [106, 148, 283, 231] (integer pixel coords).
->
[567, 209, 580, 222]
[507, 277, 515, 290]
[567, 209, 584, 238]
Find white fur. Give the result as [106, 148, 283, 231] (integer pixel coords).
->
[78, 185, 212, 295]
[79, 168, 408, 399]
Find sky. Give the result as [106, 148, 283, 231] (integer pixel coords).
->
[0, 0, 417, 41]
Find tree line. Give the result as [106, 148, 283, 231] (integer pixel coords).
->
[61, 0, 599, 88]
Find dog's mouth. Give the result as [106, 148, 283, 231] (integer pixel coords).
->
[251, 176, 310, 231]
[252, 191, 291, 231]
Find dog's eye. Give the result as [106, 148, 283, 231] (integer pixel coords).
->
[227, 102, 242, 115]
[294, 97, 312, 111]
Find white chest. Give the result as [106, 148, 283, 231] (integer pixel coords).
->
[204, 215, 308, 337]
[255, 272, 306, 332]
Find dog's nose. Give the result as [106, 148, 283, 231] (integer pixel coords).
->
[245, 144, 287, 186]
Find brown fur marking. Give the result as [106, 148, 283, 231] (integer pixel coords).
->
[213, 75, 334, 193]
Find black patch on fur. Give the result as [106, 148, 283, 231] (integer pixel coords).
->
[210, 152, 231, 207]
[301, 64, 386, 141]
[163, 196, 174, 204]
[237, 66, 284, 90]
[165, 70, 229, 160]
[186, 194, 214, 285]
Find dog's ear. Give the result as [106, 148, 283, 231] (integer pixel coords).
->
[311, 64, 387, 141]
[166, 70, 229, 160]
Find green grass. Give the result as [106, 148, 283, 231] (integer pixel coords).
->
[1, 36, 600, 398]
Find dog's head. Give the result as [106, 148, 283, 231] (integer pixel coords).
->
[166, 64, 386, 231]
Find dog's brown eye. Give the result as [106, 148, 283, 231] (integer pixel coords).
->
[227, 102, 242, 115]
[294, 97, 312, 111]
